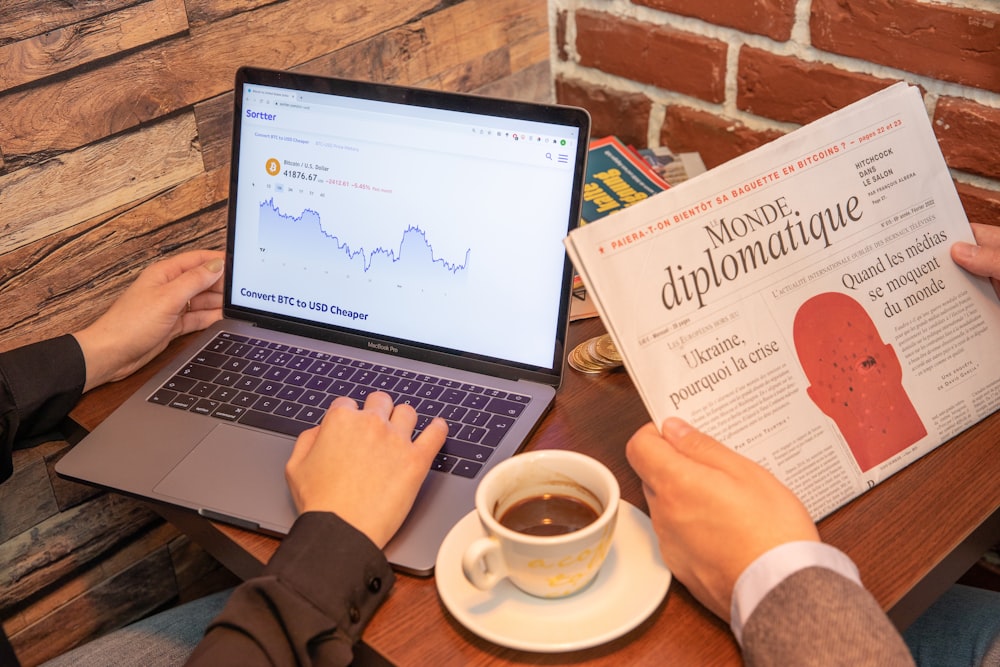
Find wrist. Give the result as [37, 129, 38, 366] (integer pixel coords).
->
[72, 326, 117, 392]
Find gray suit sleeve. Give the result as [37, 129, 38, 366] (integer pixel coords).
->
[742, 566, 914, 667]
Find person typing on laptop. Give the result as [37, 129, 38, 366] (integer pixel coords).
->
[3, 247, 450, 666]
[186, 391, 447, 666]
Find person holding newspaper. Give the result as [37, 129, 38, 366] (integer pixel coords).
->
[627, 222, 1000, 666]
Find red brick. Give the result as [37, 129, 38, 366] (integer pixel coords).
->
[811, 0, 1000, 94]
[737, 47, 900, 125]
[955, 181, 1000, 229]
[633, 0, 796, 41]
[555, 77, 652, 148]
[659, 105, 785, 169]
[575, 10, 727, 103]
[934, 98, 1000, 182]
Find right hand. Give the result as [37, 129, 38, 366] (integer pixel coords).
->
[626, 418, 819, 621]
[952, 222, 1000, 299]
[285, 392, 447, 549]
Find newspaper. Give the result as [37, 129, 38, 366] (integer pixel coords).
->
[565, 83, 1000, 519]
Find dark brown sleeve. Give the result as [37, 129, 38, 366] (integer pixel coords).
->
[186, 512, 395, 667]
[742, 567, 914, 667]
[0, 335, 86, 483]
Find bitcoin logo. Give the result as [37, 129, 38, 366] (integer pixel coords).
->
[265, 158, 281, 176]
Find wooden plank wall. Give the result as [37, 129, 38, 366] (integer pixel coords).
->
[0, 1, 552, 664]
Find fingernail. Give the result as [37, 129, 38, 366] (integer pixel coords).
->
[952, 242, 979, 261]
[661, 417, 694, 440]
[204, 258, 225, 273]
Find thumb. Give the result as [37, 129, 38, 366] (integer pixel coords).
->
[659, 417, 735, 470]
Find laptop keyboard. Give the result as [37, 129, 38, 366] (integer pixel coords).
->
[146, 332, 530, 479]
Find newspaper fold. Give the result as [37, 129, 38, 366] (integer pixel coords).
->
[565, 83, 1000, 519]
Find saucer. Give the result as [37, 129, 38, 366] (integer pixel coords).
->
[435, 500, 671, 652]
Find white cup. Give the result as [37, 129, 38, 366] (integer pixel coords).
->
[461, 449, 620, 598]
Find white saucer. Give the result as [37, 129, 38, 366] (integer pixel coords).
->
[435, 500, 671, 652]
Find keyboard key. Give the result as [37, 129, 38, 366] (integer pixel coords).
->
[440, 405, 467, 421]
[178, 363, 220, 382]
[191, 382, 216, 398]
[233, 392, 258, 408]
[214, 372, 240, 387]
[442, 439, 493, 463]
[462, 410, 490, 427]
[275, 401, 302, 419]
[453, 460, 483, 478]
[169, 394, 198, 410]
[253, 396, 280, 412]
[240, 410, 311, 437]
[210, 386, 239, 402]
[287, 356, 311, 371]
[461, 394, 490, 410]
[457, 425, 487, 443]
[482, 415, 514, 447]
[285, 371, 312, 386]
[276, 386, 304, 402]
[485, 397, 525, 418]
[149, 389, 178, 405]
[235, 377, 262, 392]
[212, 404, 247, 421]
[193, 350, 227, 367]
[432, 454, 458, 473]
[415, 384, 443, 400]
[192, 399, 220, 415]
[416, 400, 444, 416]
[440, 388, 467, 404]
[263, 367, 290, 382]
[297, 407, 325, 424]
[163, 376, 196, 393]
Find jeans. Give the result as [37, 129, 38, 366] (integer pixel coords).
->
[39, 589, 231, 667]
[904, 584, 1000, 667]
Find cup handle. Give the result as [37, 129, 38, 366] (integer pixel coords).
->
[462, 536, 507, 590]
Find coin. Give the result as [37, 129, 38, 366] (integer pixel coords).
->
[568, 335, 623, 374]
[568, 342, 605, 374]
[592, 334, 622, 364]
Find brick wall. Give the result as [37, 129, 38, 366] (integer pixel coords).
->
[551, 0, 1000, 227]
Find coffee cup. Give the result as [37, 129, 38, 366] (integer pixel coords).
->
[461, 449, 620, 598]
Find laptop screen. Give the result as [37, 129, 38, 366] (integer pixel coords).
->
[225, 68, 589, 380]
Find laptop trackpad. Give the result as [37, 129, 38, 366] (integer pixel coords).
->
[153, 425, 298, 533]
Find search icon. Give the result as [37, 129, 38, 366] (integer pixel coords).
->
[545, 152, 552, 160]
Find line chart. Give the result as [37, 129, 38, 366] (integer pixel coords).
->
[257, 198, 471, 281]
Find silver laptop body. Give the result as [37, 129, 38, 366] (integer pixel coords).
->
[56, 66, 590, 575]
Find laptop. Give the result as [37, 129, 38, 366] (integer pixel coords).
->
[56, 66, 590, 575]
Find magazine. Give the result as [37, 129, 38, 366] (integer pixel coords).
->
[638, 146, 707, 186]
[581, 136, 670, 223]
[565, 83, 1000, 519]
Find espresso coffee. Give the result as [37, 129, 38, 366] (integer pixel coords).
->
[498, 493, 600, 536]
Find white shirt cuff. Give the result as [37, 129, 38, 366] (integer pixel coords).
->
[729, 541, 860, 646]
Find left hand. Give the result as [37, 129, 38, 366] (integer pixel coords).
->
[626, 417, 819, 621]
[73, 250, 225, 392]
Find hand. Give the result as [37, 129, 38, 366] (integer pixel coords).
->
[73, 250, 225, 392]
[952, 222, 1000, 299]
[626, 417, 818, 621]
[285, 392, 448, 549]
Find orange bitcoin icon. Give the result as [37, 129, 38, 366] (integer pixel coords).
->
[265, 158, 281, 176]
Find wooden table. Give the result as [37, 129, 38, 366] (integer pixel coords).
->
[69, 317, 1000, 665]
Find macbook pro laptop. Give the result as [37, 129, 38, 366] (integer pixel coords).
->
[56, 66, 590, 575]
